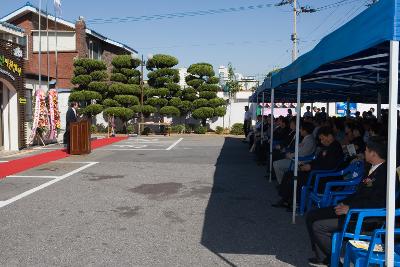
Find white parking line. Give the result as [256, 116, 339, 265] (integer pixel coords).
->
[0, 162, 98, 208]
[166, 138, 184, 150]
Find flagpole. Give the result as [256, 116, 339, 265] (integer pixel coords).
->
[54, 1, 59, 87]
[46, 0, 50, 89]
[38, 0, 42, 90]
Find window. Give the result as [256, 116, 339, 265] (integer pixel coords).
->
[88, 40, 102, 60]
[32, 31, 76, 52]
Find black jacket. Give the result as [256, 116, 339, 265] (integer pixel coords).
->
[311, 140, 344, 170]
[343, 162, 394, 209]
[66, 107, 77, 131]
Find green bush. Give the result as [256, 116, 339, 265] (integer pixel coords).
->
[187, 63, 215, 78]
[126, 124, 134, 134]
[120, 68, 140, 78]
[186, 79, 203, 88]
[114, 95, 139, 106]
[193, 98, 209, 109]
[80, 104, 103, 116]
[103, 107, 134, 121]
[171, 124, 185, 134]
[69, 90, 102, 102]
[142, 126, 152, 135]
[199, 91, 217, 100]
[166, 83, 181, 92]
[128, 77, 140, 85]
[71, 75, 92, 86]
[102, 98, 121, 107]
[146, 54, 178, 70]
[169, 97, 182, 107]
[108, 83, 135, 95]
[179, 100, 193, 114]
[91, 124, 97, 133]
[215, 126, 224, 135]
[111, 55, 141, 69]
[73, 66, 87, 76]
[90, 71, 108, 81]
[209, 98, 226, 108]
[159, 106, 180, 117]
[214, 106, 227, 117]
[230, 123, 245, 135]
[110, 73, 128, 83]
[192, 107, 214, 120]
[194, 126, 207, 134]
[88, 81, 108, 93]
[74, 58, 107, 72]
[145, 97, 168, 107]
[131, 105, 157, 115]
[207, 76, 220, 84]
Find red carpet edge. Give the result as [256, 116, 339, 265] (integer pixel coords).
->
[0, 136, 128, 179]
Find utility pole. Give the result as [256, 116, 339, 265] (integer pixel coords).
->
[140, 54, 144, 123]
[292, 0, 297, 62]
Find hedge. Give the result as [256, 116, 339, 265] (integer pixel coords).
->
[111, 55, 141, 69]
[146, 54, 179, 70]
[69, 90, 102, 102]
[80, 104, 103, 116]
[214, 106, 227, 117]
[199, 91, 217, 100]
[230, 123, 244, 135]
[110, 73, 128, 83]
[193, 98, 209, 109]
[74, 58, 107, 72]
[208, 98, 226, 108]
[102, 98, 121, 107]
[90, 71, 108, 81]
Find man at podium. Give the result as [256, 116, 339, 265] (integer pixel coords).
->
[64, 102, 79, 154]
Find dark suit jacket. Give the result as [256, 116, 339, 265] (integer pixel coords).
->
[311, 140, 344, 170]
[343, 162, 391, 209]
[66, 107, 77, 131]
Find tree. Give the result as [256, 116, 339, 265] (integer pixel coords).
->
[104, 55, 142, 132]
[186, 62, 226, 126]
[225, 62, 240, 98]
[146, 54, 182, 118]
[69, 58, 108, 120]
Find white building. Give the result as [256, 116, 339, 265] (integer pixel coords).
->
[178, 68, 188, 88]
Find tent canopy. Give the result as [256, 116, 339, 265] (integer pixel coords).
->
[251, 0, 400, 104]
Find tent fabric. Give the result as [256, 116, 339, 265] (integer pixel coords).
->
[271, 0, 399, 89]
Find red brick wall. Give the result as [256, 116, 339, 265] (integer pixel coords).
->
[9, 12, 134, 90]
[11, 13, 77, 89]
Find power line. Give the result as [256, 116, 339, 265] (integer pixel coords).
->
[86, 4, 274, 25]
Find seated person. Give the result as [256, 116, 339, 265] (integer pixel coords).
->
[268, 118, 296, 166]
[273, 126, 344, 208]
[273, 121, 316, 184]
[305, 136, 393, 265]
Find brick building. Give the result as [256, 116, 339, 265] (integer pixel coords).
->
[1, 3, 138, 143]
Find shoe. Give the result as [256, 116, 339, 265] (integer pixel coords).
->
[271, 199, 290, 208]
[308, 257, 328, 266]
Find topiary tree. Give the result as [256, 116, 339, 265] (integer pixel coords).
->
[186, 62, 226, 126]
[146, 54, 182, 120]
[107, 55, 142, 132]
[69, 58, 108, 121]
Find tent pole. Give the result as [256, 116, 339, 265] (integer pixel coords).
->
[385, 40, 398, 267]
[292, 78, 301, 224]
[326, 102, 330, 117]
[269, 88, 275, 182]
[311, 102, 314, 117]
[377, 92, 382, 122]
[261, 92, 265, 145]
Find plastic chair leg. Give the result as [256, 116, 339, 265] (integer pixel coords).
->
[299, 186, 307, 215]
[331, 232, 342, 267]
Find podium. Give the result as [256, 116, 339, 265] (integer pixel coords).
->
[70, 120, 91, 155]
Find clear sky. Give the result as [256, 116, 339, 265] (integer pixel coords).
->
[3, 0, 370, 80]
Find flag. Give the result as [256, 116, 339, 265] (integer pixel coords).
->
[54, 0, 61, 15]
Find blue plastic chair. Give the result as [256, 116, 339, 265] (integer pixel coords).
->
[344, 228, 400, 266]
[307, 161, 364, 211]
[288, 153, 316, 171]
[331, 208, 400, 267]
[299, 168, 338, 215]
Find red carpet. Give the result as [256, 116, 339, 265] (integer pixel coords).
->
[0, 136, 127, 179]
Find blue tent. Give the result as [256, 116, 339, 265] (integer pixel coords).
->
[251, 0, 400, 104]
[250, 1, 399, 265]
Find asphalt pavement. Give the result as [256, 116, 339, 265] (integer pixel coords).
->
[0, 136, 311, 266]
